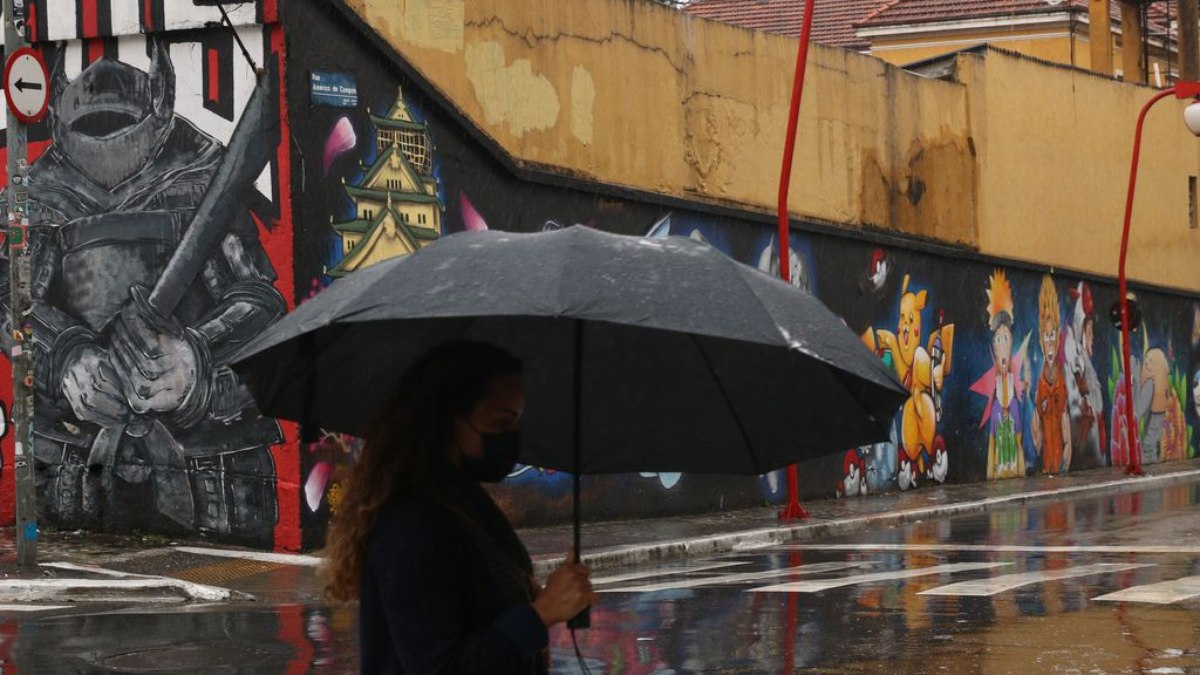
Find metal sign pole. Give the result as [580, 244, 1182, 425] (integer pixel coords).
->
[5, 0, 38, 566]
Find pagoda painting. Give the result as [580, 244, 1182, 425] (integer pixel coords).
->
[328, 87, 442, 277]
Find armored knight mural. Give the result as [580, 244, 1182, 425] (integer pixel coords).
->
[0, 38, 286, 546]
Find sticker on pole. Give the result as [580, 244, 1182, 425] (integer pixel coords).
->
[4, 48, 49, 124]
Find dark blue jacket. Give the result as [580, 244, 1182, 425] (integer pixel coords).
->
[359, 493, 549, 674]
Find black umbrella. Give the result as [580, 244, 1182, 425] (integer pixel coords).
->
[230, 226, 906, 624]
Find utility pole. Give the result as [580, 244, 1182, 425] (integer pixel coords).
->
[4, 0, 39, 567]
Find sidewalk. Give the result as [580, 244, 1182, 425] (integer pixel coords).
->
[2, 458, 1198, 604]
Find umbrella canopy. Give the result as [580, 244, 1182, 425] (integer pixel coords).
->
[230, 226, 906, 476]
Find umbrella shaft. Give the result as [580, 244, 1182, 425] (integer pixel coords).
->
[572, 319, 583, 562]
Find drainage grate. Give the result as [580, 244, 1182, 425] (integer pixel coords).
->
[167, 558, 288, 586]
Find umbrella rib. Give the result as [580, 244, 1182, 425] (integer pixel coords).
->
[723, 256, 792, 349]
[687, 333, 762, 475]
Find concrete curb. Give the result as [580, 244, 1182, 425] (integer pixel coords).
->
[0, 561, 257, 604]
[0, 572, 249, 604]
[533, 468, 1200, 579]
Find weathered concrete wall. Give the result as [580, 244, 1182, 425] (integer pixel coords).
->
[958, 48, 1200, 293]
[340, 0, 978, 247]
[870, 27, 1080, 68]
[341, 0, 1200, 294]
[868, 24, 1173, 77]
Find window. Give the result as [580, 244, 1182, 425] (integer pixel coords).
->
[418, 213, 426, 225]
[1190, 176, 1198, 230]
[402, 212, 410, 223]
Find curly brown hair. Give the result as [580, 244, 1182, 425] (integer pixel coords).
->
[320, 340, 522, 601]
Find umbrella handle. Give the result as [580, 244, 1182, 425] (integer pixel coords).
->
[568, 606, 591, 630]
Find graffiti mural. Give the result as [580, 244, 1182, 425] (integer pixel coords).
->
[326, 86, 442, 277]
[275, 0, 1200, 541]
[861, 274, 955, 490]
[0, 12, 294, 547]
[1031, 275, 1072, 474]
[1107, 309, 1191, 468]
[1064, 281, 1107, 469]
[972, 270, 1032, 479]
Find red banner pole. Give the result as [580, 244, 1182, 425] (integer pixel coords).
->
[776, 0, 817, 521]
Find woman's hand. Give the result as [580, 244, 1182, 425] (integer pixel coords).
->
[531, 551, 595, 627]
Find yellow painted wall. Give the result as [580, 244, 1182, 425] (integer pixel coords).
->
[870, 25, 1174, 82]
[343, 0, 977, 246]
[344, 0, 1200, 292]
[871, 28, 1077, 68]
[956, 49, 1200, 291]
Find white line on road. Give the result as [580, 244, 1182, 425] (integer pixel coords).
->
[1093, 575, 1200, 604]
[593, 561, 751, 586]
[748, 562, 1010, 593]
[0, 604, 71, 612]
[174, 546, 323, 567]
[0, 578, 240, 603]
[774, 543, 1200, 555]
[600, 561, 869, 593]
[918, 563, 1153, 597]
[44, 562, 143, 578]
[39, 562, 250, 602]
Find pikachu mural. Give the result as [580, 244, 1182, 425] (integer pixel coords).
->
[861, 275, 955, 490]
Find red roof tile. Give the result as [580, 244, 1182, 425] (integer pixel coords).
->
[684, 0, 890, 50]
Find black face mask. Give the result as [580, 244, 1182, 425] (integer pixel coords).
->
[459, 426, 521, 483]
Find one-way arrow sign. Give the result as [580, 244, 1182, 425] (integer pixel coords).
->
[13, 78, 42, 93]
[4, 48, 50, 124]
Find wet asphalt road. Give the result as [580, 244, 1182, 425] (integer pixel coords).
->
[3, 481, 1198, 674]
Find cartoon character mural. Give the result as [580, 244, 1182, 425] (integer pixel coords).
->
[1063, 282, 1106, 468]
[1031, 275, 1072, 474]
[837, 450, 867, 498]
[1108, 327, 1142, 468]
[1138, 347, 1188, 463]
[1193, 304, 1200, 458]
[1, 36, 288, 545]
[972, 270, 1032, 480]
[861, 274, 954, 490]
[1108, 315, 1191, 467]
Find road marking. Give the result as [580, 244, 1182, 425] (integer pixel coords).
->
[40, 562, 251, 602]
[1094, 575, 1200, 604]
[593, 561, 751, 586]
[748, 562, 1010, 593]
[0, 578, 241, 603]
[0, 604, 70, 612]
[919, 563, 1153, 597]
[774, 543, 1200, 555]
[174, 546, 323, 567]
[600, 561, 868, 593]
[44, 562, 141, 578]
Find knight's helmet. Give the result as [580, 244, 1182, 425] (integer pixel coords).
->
[50, 38, 175, 190]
